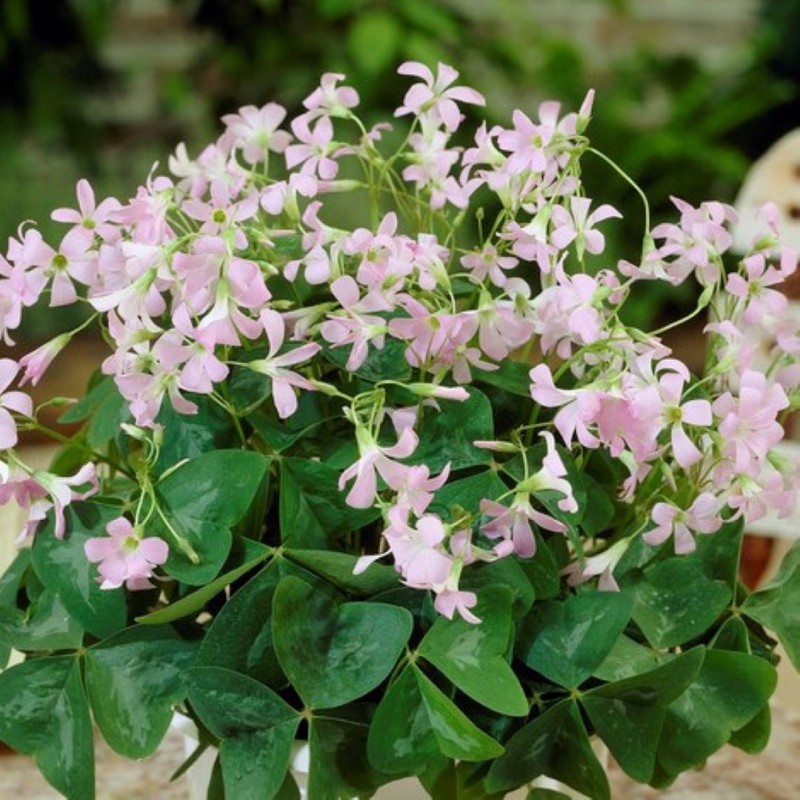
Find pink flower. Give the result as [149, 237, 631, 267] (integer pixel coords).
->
[302, 73, 360, 117]
[247, 309, 321, 419]
[18, 334, 70, 387]
[460, 244, 518, 287]
[655, 366, 712, 469]
[713, 370, 788, 475]
[0, 359, 32, 449]
[285, 115, 339, 180]
[338, 424, 418, 509]
[84, 517, 169, 591]
[434, 588, 480, 624]
[395, 62, 484, 131]
[51, 179, 121, 243]
[726, 252, 789, 325]
[221, 102, 292, 164]
[320, 276, 389, 371]
[480, 492, 565, 559]
[550, 197, 621, 258]
[563, 539, 630, 592]
[23, 463, 98, 540]
[644, 492, 723, 554]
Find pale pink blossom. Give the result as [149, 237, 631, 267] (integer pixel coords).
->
[303, 73, 360, 117]
[51, 179, 121, 243]
[338, 424, 418, 509]
[84, 517, 169, 591]
[18, 334, 71, 387]
[247, 309, 321, 419]
[644, 492, 723, 554]
[0, 359, 32, 449]
[460, 244, 517, 287]
[221, 102, 292, 164]
[395, 62, 484, 131]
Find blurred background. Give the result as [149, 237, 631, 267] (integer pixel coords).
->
[1, 0, 799, 336]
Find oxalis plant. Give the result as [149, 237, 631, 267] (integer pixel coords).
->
[0, 62, 798, 800]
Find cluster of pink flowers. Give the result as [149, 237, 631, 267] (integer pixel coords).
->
[0, 63, 798, 617]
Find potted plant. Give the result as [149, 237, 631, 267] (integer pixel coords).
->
[0, 62, 798, 800]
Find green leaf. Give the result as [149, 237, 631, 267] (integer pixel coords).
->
[526, 791, 572, 800]
[187, 666, 300, 800]
[460, 553, 536, 620]
[284, 549, 399, 596]
[593, 635, 669, 682]
[272, 576, 412, 709]
[711, 615, 750, 652]
[308, 709, 387, 800]
[517, 592, 632, 688]
[367, 664, 504, 775]
[471, 360, 532, 397]
[0, 588, 83, 651]
[419, 586, 528, 716]
[195, 560, 285, 687]
[691, 518, 744, 588]
[85, 625, 198, 758]
[323, 334, 412, 383]
[0, 550, 30, 666]
[409, 388, 494, 472]
[628, 558, 731, 649]
[59, 376, 131, 450]
[279, 457, 379, 549]
[578, 474, 615, 537]
[0, 656, 94, 799]
[582, 648, 704, 782]
[517, 534, 562, 602]
[729, 704, 771, 755]
[153, 450, 271, 584]
[31, 502, 126, 639]
[427, 470, 507, 519]
[744, 543, 800, 669]
[485, 699, 609, 799]
[153, 393, 236, 473]
[136, 541, 272, 624]
[656, 649, 777, 779]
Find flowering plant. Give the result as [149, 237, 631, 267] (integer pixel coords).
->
[0, 62, 798, 800]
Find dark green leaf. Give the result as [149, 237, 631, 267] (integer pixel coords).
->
[279, 457, 379, 549]
[729, 704, 771, 755]
[628, 558, 731, 649]
[136, 541, 272, 624]
[308, 710, 388, 799]
[656, 649, 776, 778]
[691, 519, 744, 588]
[471, 360, 532, 397]
[579, 474, 615, 537]
[59, 376, 131, 449]
[195, 560, 285, 687]
[517, 592, 631, 688]
[323, 334, 411, 383]
[32, 502, 126, 639]
[285, 549, 399, 596]
[0, 656, 94, 799]
[0, 588, 82, 651]
[153, 450, 271, 584]
[367, 664, 504, 775]
[153, 393, 236, 473]
[187, 666, 300, 800]
[485, 699, 609, 799]
[582, 648, 704, 782]
[272, 576, 412, 709]
[593, 635, 669, 682]
[86, 625, 198, 758]
[419, 586, 527, 716]
[744, 543, 800, 669]
[711, 615, 750, 652]
[427, 470, 507, 519]
[409, 388, 494, 472]
[461, 557, 536, 620]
